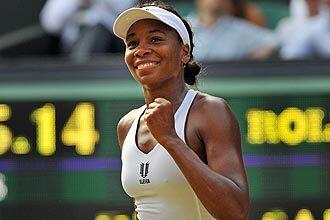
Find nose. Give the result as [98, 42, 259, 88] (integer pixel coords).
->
[134, 45, 152, 58]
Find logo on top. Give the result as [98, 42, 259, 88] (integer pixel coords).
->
[139, 162, 150, 184]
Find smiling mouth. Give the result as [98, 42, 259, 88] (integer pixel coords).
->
[136, 62, 159, 70]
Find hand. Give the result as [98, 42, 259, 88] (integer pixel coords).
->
[144, 98, 179, 147]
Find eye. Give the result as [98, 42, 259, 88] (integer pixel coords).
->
[150, 37, 163, 43]
[126, 40, 138, 48]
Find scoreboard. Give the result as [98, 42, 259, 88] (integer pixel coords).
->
[0, 62, 330, 220]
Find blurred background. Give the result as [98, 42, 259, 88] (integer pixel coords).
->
[0, 0, 329, 219]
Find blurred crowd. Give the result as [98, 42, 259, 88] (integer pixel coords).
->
[277, 0, 330, 59]
[8, 0, 330, 61]
[187, 0, 330, 61]
[39, 0, 138, 61]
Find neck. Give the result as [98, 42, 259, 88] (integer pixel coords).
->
[142, 79, 189, 111]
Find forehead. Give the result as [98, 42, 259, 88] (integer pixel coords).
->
[126, 19, 177, 38]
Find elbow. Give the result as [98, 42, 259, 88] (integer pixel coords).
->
[233, 191, 250, 220]
[213, 209, 249, 220]
[233, 208, 249, 220]
[212, 193, 250, 220]
[235, 197, 250, 220]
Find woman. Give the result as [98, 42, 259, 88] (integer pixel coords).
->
[114, 1, 249, 219]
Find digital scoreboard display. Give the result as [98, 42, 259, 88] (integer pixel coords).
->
[0, 102, 99, 156]
[0, 100, 140, 211]
[0, 77, 330, 220]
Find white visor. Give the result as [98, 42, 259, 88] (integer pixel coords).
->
[113, 6, 190, 50]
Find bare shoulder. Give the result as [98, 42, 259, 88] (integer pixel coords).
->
[117, 108, 141, 150]
[191, 93, 243, 176]
[191, 92, 239, 136]
[192, 92, 233, 118]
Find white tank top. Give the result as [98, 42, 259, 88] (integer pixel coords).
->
[121, 89, 215, 220]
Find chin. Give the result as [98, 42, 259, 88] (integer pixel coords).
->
[139, 75, 158, 85]
[139, 75, 165, 89]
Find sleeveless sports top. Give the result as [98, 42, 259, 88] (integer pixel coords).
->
[121, 89, 215, 220]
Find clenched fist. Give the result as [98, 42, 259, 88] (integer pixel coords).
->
[144, 98, 179, 147]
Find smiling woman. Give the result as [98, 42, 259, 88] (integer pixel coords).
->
[125, 19, 186, 88]
[114, 1, 249, 219]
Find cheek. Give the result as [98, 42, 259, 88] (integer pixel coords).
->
[124, 50, 132, 66]
[166, 47, 183, 66]
[124, 51, 138, 77]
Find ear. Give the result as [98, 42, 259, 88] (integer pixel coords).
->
[181, 44, 190, 64]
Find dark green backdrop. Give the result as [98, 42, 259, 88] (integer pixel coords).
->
[1, 74, 330, 219]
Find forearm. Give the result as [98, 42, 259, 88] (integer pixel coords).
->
[164, 137, 249, 220]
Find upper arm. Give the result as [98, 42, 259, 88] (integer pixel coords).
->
[117, 117, 127, 149]
[197, 96, 248, 192]
[117, 110, 137, 149]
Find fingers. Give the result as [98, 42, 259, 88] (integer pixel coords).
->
[148, 102, 159, 109]
[144, 107, 152, 116]
[154, 97, 167, 103]
[144, 104, 159, 122]
[144, 107, 155, 126]
[147, 98, 170, 109]
[145, 98, 171, 122]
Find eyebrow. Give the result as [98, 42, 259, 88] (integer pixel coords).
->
[149, 29, 167, 35]
[126, 33, 136, 41]
[126, 29, 167, 41]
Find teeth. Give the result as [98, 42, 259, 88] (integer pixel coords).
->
[137, 62, 157, 70]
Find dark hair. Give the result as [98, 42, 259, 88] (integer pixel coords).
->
[136, 0, 202, 86]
